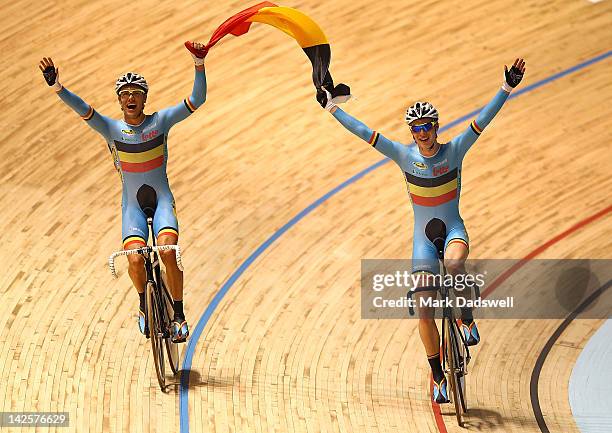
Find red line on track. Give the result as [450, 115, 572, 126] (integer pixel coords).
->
[432, 204, 611, 431]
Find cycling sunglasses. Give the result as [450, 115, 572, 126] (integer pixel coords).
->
[410, 120, 437, 133]
[119, 88, 146, 98]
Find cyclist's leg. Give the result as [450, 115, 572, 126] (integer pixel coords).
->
[412, 232, 441, 356]
[412, 233, 449, 401]
[153, 196, 188, 341]
[153, 196, 182, 301]
[443, 231, 469, 276]
[443, 221, 470, 304]
[444, 222, 479, 345]
[122, 204, 148, 334]
[122, 204, 148, 292]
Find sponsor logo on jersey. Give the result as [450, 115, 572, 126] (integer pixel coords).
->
[433, 158, 448, 167]
[433, 165, 449, 176]
[413, 162, 428, 170]
[122, 129, 136, 135]
[141, 129, 159, 141]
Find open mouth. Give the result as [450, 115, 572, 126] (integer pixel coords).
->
[127, 103, 137, 110]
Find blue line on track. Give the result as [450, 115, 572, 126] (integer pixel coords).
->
[180, 50, 612, 432]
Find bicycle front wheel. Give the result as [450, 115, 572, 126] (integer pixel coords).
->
[451, 319, 468, 413]
[146, 281, 166, 389]
[445, 318, 464, 426]
[160, 271, 180, 375]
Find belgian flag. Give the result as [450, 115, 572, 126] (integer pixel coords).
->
[191, 2, 350, 103]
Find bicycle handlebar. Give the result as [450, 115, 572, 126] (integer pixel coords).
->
[407, 285, 440, 316]
[108, 245, 184, 279]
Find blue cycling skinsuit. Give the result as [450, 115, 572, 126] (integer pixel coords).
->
[56, 69, 207, 248]
[331, 87, 510, 274]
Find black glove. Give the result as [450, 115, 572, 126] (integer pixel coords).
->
[316, 83, 351, 111]
[42, 66, 58, 86]
[504, 64, 524, 88]
[316, 87, 329, 108]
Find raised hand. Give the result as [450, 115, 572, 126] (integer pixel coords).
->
[317, 86, 337, 112]
[39, 57, 59, 86]
[184, 41, 208, 65]
[504, 58, 526, 88]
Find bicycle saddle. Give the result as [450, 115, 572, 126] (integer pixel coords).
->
[137, 184, 158, 218]
[425, 218, 447, 259]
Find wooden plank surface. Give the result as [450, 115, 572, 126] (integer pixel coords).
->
[1, 0, 610, 431]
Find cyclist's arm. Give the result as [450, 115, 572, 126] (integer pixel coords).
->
[331, 107, 401, 162]
[455, 87, 510, 159]
[159, 67, 207, 129]
[56, 86, 112, 138]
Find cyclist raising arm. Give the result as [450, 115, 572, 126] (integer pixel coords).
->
[319, 58, 525, 403]
[38, 42, 209, 343]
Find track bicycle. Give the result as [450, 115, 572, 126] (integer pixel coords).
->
[408, 218, 477, 426]
[108, 186, 184, 391]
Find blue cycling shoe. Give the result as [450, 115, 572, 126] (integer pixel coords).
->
[432, 377, 450, 404]
[461, 320, 480, 346]
[138, 309, 149, 338]
[171, 317, 189, 343]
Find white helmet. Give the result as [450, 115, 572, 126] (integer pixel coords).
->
[405, 101, 439, 124]
[115, 72, 149, 94]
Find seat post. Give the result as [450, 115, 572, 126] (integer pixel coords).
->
[147, 217, 155, 247]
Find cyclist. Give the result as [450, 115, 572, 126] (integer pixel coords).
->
[319, 59, 525, 403]
[38, 42, 209, 343]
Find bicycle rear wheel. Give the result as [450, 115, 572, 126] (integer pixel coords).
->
[445, 318, 464, 426]
[160, 271, 180, 374]
[146, 281, 166, 389]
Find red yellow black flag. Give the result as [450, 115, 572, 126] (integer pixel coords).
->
[187, 2, 350, 103]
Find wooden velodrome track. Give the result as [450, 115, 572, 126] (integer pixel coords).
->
[1, 0, 611, 432]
